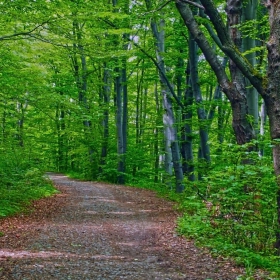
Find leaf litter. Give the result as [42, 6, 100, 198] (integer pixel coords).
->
[0, 173, 268, 279]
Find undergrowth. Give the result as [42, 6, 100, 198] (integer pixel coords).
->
[176, 142, 280, 278]
[0, 150, 58, 218]
[67, 171, 89, 181]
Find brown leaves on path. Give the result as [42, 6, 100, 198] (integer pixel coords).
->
[0, 174, 247, 279]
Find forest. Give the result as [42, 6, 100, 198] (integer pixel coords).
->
[1, 0, 280, 276]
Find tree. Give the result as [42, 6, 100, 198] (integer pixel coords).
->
[242, 0, 259, 134]
[145, 0, 184, 192]
[175, 0, 280, 248]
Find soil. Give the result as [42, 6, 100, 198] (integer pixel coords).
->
[0, 173, 263, 279]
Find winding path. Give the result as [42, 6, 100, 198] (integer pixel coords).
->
[0, 174, 245, 279]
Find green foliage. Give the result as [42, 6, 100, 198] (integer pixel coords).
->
[0, 150, 58, 218]
[237, 16, 269, 41]
[0, 0, 278, 277]
[66, 171, 89, 181]
[177, 141, 280, 275]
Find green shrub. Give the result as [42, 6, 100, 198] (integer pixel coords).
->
[0, 150, 58, 218]
[177, 142, 280, 275]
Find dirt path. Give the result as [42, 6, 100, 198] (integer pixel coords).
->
[0, 174, 246, 279]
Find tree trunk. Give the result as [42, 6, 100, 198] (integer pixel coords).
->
[115, 66, 125, 184]
[55, 87, 66, 172]
[189, 32, 210, 162]
[259, 100, 266, 156]
[99, 63, 110, 173]
[146, 2, 184, 192]
[1, 100, 7, 145]
[242, 0, 259, 133]
[112, 0, 129, 184]
[265, 2, 280, 250]
[154, 82, 161, 183]
[16, 100, 28, 147]
[181, 64, 195, 181]
[72, 20, 91, 129]
[227, 0, 256, 144]
[134, 65, 148, 176]
[175, 2, 254, 145]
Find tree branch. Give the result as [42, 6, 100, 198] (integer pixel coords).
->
[190, 0, 264, 95]
[175, 1, 234, 101]
[29, 34, 71, 48]
[141, 0, 174, 15]
[178, 0, 205, 10]
[132, 41, 184, 108]
[199, 9, 222, 49]
[0, 20, 50, 41]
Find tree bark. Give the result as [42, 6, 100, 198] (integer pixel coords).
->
[146, 0, 184, 192]
[112, 0, 129, 184]
[72, 20, 91, 129]
[154, 82, 161, 183]
[16, 100, 28, 147]
[99, 63, 111, 173]
[265, 2, 280, 249]
[189, 32, 210, 162]
[175, 2, 254, 145]
[196, 0, 264, 95]
[242, 0, 259, 133]
[115, 66, 126, 184]
[181, 63, 195, 181]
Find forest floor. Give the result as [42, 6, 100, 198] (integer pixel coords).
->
[0, 173, 267, 279]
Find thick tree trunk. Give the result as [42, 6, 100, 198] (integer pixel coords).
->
[162, 84, 176, 181]
[266, 98, 280, 249]
[265, 2, 280, 249]
[227, 0, 256, 144]
[162, 84, 184, 191]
